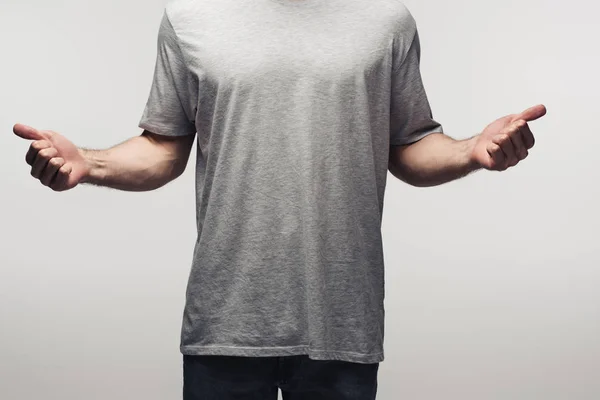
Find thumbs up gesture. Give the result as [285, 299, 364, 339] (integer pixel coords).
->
[13, 124, 90, 191]
[471, 104, 547, 171]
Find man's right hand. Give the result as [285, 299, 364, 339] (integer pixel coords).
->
[13, 123, 90, 192]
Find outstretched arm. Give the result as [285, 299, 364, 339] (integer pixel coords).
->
[388, 104, 546, 187]
[13, 123, 195, 192]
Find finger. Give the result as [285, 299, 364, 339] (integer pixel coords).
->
[31, 147, 58, 179]
[13, 124, 47, 141]
[520, 124, 535, 149]
[492, 132, 518, 168]
[516, 104, 547, 123]
[51, 164, 73, 192]
[25, 140, 52, 165]
[40, 157, 65, 187]
[486, 142, 505, 170]
[509, 120, 529, 160]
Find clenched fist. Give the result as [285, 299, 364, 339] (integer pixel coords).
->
[471, 104, 547, 171]
[13, 124, 90, 191]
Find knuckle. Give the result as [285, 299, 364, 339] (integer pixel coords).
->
[32, 140, 48, 150]
[49, 158, 63, 168]
[38, 148, 53, 159]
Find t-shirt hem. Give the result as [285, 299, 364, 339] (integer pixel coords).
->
[180, 344, 384, 364]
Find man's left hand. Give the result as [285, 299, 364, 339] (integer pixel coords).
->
[470, 104, 547, 171]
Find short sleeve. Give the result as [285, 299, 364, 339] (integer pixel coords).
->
[390, 28, 443, 145]
[138, 11, 198, 136]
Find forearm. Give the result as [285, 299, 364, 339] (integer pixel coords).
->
[80, 134, 185, 191]
[388, 133, 481, 187]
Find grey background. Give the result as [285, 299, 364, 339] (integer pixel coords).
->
[1, 0, 598, 399]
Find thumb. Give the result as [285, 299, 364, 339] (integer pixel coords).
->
[13, 123, 47, 141]
[516, 104, 547, 122]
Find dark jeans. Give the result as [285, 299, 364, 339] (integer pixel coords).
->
[183, 354, 379, 400]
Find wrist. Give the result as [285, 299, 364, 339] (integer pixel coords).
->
[78, 148, 104, 184]
[464, 134, 482, 172]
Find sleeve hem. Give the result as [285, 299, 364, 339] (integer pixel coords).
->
[139, 121, 196, 137]
[390, 126, 443, 146]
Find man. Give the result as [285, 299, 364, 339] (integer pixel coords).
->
[13, 0, 545, 398]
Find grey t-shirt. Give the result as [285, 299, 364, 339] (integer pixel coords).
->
[139, 0, 443, 364]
